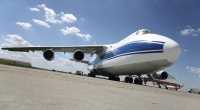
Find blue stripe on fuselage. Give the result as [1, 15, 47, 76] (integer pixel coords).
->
[101, 41, 164, 60]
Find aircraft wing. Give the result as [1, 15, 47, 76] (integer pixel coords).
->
[2, 45, 107, 54]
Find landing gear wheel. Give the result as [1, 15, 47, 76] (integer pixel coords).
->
[109, 76, 120, 81]
[88, 73, 96, 77]
[125, 77, 133, 83]
[134, 78, 143, 85]
[115, 77, 120, 81]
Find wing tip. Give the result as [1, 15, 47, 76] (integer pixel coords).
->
[1, 47, 8, 50]
[1, 47, 29, 52]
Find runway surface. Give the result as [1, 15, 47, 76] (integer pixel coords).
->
[0, 64, 199, 110]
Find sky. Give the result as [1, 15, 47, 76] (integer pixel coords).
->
[0, 0, 200, 89]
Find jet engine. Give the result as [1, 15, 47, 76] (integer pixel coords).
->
[73, 50, 84, 61]
[153, 71, 168, 80]
[43, 50, 55, 61]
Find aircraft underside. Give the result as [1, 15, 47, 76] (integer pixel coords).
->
[96, 59, 170, 76]
[93, 51, 172, 75]
[88, 52, 173, 85]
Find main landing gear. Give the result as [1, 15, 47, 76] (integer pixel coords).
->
[108, 75, 120, 81]
[124, 76, 143, 85]
[88, 70, 143, 85]
[88, 73, 96, 77]
[124, 76, 133, 83]
[134, 77, 143, 85]
[88, 71, 96, 77]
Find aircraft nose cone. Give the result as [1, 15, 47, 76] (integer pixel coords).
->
[164, 38, 181, 64]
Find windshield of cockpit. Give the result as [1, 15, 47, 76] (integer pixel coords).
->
[135, 29, 151, 35]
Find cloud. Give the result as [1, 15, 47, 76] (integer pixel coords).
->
[180, 26, 200, 37]
[16, 22, 32, 30]
[32, 19, 50, 28]
[31, 4, 78, 24]
[60, 26, 92, 41]
[37, 4, 61, 24]
[34, 57, 89, 74]
[0, 34, 33, 62]
[1, 34, 32, 47]
[60, 13, 77, 23]
[61, 26, 80, 35]
[29, 7, 40, 12]
[186, 66, 200, 78]
[29, 3, 92, 41]
[76, 33, 92, 41]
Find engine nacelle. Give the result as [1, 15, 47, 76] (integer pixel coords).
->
[43, 50, 55, 61]
[73, 50, 84, 61]
[153, 71, 168, 80]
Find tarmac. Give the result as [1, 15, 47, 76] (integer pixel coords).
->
[0, 64, 200, 110]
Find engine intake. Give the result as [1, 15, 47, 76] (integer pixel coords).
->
[43, 50, 54, 61]
[153, 71, 168, 80]
[73, 50, 84, 61]
[160, 71, 168, 80]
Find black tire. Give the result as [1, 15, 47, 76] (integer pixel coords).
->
[109, 76, 120, 81]
[134, 78, 143, 85]
[125, 77, 133, 83]
[125, 77, 129, 83]
[115, 77, 120, 81]
[129, 77, 133, 83]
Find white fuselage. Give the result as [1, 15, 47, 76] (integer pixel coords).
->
[93, 31, 181, 76]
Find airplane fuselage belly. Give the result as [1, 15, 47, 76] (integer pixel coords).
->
[95, 52, 172, 75]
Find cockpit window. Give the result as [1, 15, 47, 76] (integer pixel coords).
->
[135, 29, 151, 35]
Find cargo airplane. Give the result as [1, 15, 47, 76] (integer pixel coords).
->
[2, 29, 181, 84]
